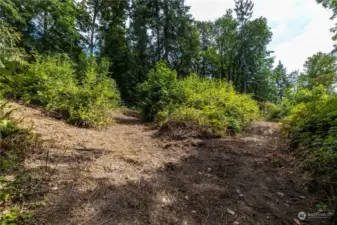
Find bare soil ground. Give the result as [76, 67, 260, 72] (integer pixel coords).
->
[7, 102, 331, 225]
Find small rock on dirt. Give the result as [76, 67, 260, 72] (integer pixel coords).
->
[236, 189, 244, 197]
[277, 192, 285, 197]
[226, 208, 235, 215]
[191, 140, 205, 147]
[294, 218, 301, 225]
[163, 143, 172, 149]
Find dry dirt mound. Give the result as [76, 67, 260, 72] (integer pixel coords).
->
[7, 102, 330, 225]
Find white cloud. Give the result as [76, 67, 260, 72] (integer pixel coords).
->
[185, 0, 335, 71]
[273, 14, 334, 71]
[185, 0, 233, 21]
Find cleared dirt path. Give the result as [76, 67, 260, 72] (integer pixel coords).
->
[8, 102, 328, 225]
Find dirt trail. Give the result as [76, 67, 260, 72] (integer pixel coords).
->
[8, 102, 328, 225]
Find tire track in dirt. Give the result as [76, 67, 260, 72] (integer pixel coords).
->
[8, 102, 330, 225]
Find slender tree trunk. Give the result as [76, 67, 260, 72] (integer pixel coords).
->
[202, 55, 205, 77]
[90, 0, 103, 54]
[43, 10, 48, 49]
[228, 65, 232, 83]
[90, 12, 97, 54]
[163, 0, 169, 61]
[43, 11, 48, 37]
[155, 0, 161, 61]
[220, 56, 224, 80]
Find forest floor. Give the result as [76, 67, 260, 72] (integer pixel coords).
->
[7, 102, 331, 225]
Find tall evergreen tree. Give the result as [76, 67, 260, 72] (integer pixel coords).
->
[1, 0, 86, 59]
[273, 61, 289, 103]
[196, 21, 214, 77]
[214, 10, 238, 81]
[234, 0, 254, 93]
[98, 0, 132, 102]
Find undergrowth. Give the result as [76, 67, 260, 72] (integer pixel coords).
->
[138, 61, 260, 137]
[0, 101, 42, 225]
[1, 54, 120, 127]
[262, 102, 288, 122]
[281, 85, 337, 212]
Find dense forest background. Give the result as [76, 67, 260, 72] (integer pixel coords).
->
[1, 0, 317, 105]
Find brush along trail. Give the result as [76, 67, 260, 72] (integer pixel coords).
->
[8, 102, 328, 225]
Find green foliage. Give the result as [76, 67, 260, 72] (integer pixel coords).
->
[0, 20, 27, 91]
[0, 208, 20, 225]
[2, 54, 120, 127]
[1, 0, 294, 106]
[282, 85, 337, 192]
[0, 102, 39, 224]
[160, 74, 260, 135]
[300, 52, 337, 90]
[139, 62, 260, 136]
[0, 102, 39, 172]
[39, 55, 119, 127]
[0, 189, 34, 225]
[2, 0, 86, 59]
[138, 61, 179, 121]
[262, 102, 283, 122]
[195, 6, 276, 103]
[317, 0, 337, 53]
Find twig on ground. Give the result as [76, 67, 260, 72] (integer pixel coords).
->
[79, 211, 100, 225]
[98, 213, 122, 225]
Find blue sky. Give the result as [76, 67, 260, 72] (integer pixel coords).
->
[185, 0, 335, 72]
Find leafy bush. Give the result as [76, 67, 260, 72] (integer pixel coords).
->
[0, 21, 27, 77]
[0, 102, 40, 171]
[2, 54, 120, 127]
[262, 102, 290, 122]
[0, 102, 39, 225]
[36, 55, 120, 127]
[281, 85, 337, 206]
[139, 62, 260, 136]
[159, 75, 260, 135]
[138, 61, 180, 121]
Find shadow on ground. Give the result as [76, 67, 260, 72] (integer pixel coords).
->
[29, 134, 332, 225]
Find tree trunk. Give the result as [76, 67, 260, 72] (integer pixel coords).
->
[90, 11, 97, 54]
[43, 10, 48, 37]
[43, 10, 48, 48]
[155, 0, 161, 61]
[163, 0, 169, 61]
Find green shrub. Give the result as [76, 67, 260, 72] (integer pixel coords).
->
[36, 55, 120, 127]
[139, 62, 260, 136]
[262, 102, 289, 122]
[137, 60, 180, 121]
[0, 102, 39, 225]
[158, 74, 260, 135]
[0, 102, 40, 172]
[1, 54, 120, 127]
[281, 85, 337, 206]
